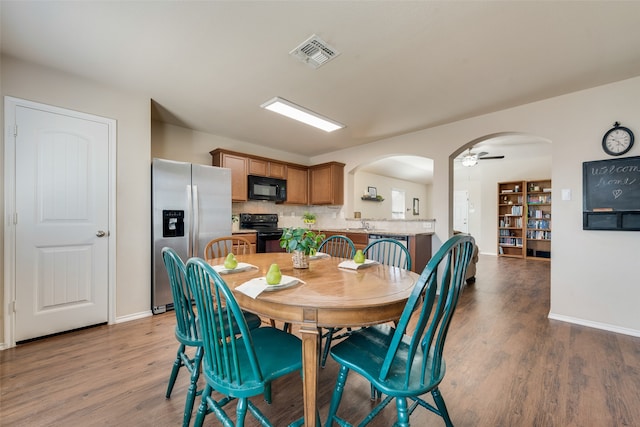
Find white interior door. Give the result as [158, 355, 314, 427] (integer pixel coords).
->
[5, 99, 113, 343]
[454, 190, 469, 233]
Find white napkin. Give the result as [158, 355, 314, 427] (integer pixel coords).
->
[337, 259, 379, 270]
[309, 252, 330, 260]
[236, 275, 304, 299]
[212, 262, 257, 275]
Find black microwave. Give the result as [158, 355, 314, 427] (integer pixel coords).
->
[247, 175, 287, 202]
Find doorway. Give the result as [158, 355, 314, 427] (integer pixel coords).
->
[4, 97, 116, 346]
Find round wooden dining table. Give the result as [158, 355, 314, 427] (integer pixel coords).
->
[208, 252, 420, 427]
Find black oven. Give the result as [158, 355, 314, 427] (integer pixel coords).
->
[239, 213, 286, 253]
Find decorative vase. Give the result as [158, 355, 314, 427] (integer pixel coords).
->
[292, 250, 310, 269]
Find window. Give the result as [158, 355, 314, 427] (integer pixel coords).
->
[391, 189, 405, 219]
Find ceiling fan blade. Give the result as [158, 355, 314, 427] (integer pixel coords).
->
[478, 155, 505, 160]
[476, 151, 489, 157]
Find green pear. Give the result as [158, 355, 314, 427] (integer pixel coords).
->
[224, 253, 238, 269]
[266, 263, 282, 285]
[353, 249, 365, 264]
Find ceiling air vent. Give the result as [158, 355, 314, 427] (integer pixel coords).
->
[289, 34, 340, 69]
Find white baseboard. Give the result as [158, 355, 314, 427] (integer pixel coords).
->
[115, 310, 153, 324]
[548, 312, 640, 338]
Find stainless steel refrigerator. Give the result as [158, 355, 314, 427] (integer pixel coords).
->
[151, 158, 231, 314]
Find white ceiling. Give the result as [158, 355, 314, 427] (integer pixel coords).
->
[2, 1, 640, 181]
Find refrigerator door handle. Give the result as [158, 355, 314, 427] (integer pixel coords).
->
[192, 184, 200, 256]
[187, 184, 194, 257]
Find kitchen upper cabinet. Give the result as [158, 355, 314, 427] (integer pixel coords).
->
[211, 149, 345, 206]
[309, 162, 344, 205]
[268, 161, 287, 179]
[285, 165, 308, 205]
[248, 158, 287, 179]
[210, 149, 247, 202]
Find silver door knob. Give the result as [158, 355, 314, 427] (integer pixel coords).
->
[96, 230, 107, 237]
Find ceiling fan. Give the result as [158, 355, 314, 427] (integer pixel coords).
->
[460, 149, 505, 167]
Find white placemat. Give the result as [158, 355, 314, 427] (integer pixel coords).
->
[212, 262, 257, 275]
[337, 259, 379, 270]
[236, 275, 304, 298]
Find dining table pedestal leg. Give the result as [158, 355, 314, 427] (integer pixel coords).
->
[299, 316, 321, 427]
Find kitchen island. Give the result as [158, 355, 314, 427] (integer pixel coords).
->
[319, 229, 432, 273]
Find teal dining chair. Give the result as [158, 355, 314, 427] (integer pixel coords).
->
[318, 235, 356, 259]
[320, 237, 412, 368]
[325, 234, 476, 427]
[185, 257, 304, 427]
[317, 235, 356, 368]
[363, 237, 412, 271]
[162, 248, 262, 427]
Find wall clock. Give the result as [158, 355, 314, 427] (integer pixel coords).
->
[602, 122, 634, 156]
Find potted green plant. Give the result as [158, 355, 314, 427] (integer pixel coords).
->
[279, 227, 325, 268]
[302, 212, 316, 224]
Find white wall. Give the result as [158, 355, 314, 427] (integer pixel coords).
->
[353, 170, 432, 220]
[1, 56, 151, 329]
[151, 120, 309, 166]
[312, 76, 640, 335]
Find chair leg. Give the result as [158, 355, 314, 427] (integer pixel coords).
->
[264, 381, 272, 404]
[431, 387, 453, 427]
[320, 328, 335, 368]
[166, 344, 185, 398]
[192, 385, 211, 427]
[236, 397, 248, 427]
[326, 365, 349, 425]
[183, 346, 204, 427]
[395, 397, 410, 427]
[370, 383, 381, 400]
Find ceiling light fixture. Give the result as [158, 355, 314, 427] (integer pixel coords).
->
[260, 97, 345, 133]
[461, 153, 478, 167]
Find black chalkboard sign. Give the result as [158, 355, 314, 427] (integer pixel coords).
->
[583, 156, 640, 230]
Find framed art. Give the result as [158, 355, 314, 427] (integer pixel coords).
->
[413, 198, 419, 215]
[368, 186, 377, 198]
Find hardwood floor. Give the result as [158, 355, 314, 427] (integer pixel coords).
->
[2, 255, 640, 426]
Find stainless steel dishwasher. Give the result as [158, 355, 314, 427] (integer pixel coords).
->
[367, 233, 409, 266]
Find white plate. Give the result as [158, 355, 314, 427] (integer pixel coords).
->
[212, 262, 257, 274]
[261, 275, 302, 291]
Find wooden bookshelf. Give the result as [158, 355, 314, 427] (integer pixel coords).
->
[498, 181, 525, 258]
[525, 179, 551, 260]
[497, 179, 551, 259]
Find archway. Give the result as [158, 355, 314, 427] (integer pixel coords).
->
[451, 132, 552, 253]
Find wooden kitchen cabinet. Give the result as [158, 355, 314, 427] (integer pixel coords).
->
[211, 149, 345, 206]
[268, 161, 287, 179]
[210, 149, 247, 202]
[248, 158, 287, 179]
[232, 231, 257, 253]
[285, 165, 308, 205]
[309, 162, 344, 205]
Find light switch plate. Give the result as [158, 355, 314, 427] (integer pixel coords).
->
[562, 189, 571, 201]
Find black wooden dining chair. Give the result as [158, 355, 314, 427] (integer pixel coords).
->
[325, 234, 476, 426]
